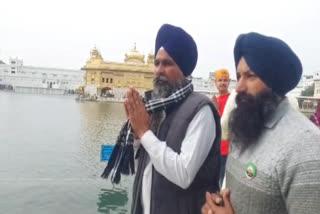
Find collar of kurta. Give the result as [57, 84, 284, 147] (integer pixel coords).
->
[263, 98, 290, 129]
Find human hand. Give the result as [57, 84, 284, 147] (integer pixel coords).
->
[124, 88, 150, 139]
[201, 189, 234, 214]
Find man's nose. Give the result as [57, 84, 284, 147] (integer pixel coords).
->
[236, 78, 247, 93]
[155, 64, 164, 76]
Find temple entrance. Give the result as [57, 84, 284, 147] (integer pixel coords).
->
[101, 87, 114, 97]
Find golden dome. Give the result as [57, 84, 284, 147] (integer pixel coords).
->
[124, 43, 145, 64]
[90, 46, 103, 60]
[85, 46, 103, 66]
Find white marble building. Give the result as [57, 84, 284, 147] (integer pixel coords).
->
[314, 72, 320, 98]
[0, 58, 84, 93]
[288, 73, 318, 97]
[191, 76, 236, 97]
[192, 76, 217, 94]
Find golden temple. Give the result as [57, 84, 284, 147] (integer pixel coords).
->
[82, 44, 154, 97]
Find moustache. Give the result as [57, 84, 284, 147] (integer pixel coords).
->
[235, 92, 256, 105]
[154, 75, 169, 85]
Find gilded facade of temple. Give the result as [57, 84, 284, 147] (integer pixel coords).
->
[82, 45, 154, 97]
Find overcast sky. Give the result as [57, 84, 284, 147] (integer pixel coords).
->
[0, 0, 319, 79]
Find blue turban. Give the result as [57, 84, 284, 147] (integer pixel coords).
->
[155, 24, 198, 77]
[234, 32, 302, 96]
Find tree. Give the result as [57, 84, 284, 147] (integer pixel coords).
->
[301, 83, 315, 96]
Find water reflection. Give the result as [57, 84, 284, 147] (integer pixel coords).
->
[79, 102, 126, 145]
[97, 188, 128, 214]
[0, 92, 133, 213]
[76, 102, 127, 178]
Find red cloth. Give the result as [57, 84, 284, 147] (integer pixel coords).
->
[216, 93, 230, 155]
[216, 94, 230, 116]
[220, 139, 230, 155]
[310, 100, 320, 128]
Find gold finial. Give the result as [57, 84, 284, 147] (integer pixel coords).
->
[125, 43, 145, 64]
[133, 42, 137, 51]
[90, 46, 103, 60]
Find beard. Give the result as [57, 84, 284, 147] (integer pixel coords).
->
[228, 91, 280, 151]
[151, 75, 183, 99]
[150, 75, 184, 134]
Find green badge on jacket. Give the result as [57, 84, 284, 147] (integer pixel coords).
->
[245, 162, 257, 179]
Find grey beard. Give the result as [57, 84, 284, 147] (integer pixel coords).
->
[152, 85, 171, 99]
[150, 76, 184, 135]
[152, 75, 184, 99]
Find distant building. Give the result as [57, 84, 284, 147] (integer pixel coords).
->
[192, 72, 237, 97]
[0, 57, 84, 94]
[314, 72, 320, 98]
[301, 74, 315, 88]
[209, 71, 215, 81]
[82, 45, 154, 97]
[192, 76, 217, 96]
[191, 76, 236, 97]
[289, 72, 320, 97]
[229, 79, 237, 91]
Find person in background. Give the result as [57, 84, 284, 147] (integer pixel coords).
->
[212, 69, 231, 187]
[202, 32, 320, 214]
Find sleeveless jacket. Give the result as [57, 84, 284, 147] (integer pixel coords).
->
[132, 92, 221, 214]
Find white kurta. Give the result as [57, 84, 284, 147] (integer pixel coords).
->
[134, 105, 216, 214]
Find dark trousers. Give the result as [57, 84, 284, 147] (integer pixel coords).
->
[219, 155, 227, 188]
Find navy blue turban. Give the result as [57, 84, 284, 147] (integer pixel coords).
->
[155, 24, 198, 77]
[234, 32, 302, 97]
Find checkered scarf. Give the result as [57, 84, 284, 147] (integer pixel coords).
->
[101, 80, 193, 184]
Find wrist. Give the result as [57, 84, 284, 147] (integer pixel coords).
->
[137, 129, 149, 139]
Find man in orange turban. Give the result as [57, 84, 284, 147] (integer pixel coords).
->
[212, 68, 231, 187]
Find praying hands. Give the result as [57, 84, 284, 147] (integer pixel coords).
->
[124, 88, 150, 139]
[202, 189, 234, 214]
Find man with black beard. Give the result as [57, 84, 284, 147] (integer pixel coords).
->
[202, 33, 320, 214]
[125, 24, 221, 214]
[229, 90, 279, 150]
